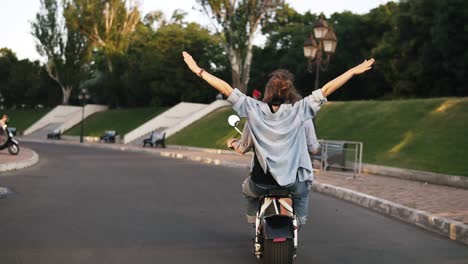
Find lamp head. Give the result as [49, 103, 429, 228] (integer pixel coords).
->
[228, 115, 240, 127]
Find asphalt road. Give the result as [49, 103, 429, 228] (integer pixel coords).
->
[0, 142, 467, 264]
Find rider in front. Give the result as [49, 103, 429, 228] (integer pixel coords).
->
[182, 51, 374, 226]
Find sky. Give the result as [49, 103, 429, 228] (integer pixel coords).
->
[0, 0, 395, 61]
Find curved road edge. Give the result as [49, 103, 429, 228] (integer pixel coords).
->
[0, 148, 39, 173]
[18, 138, 468, 246]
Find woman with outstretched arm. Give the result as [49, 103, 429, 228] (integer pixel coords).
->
[182, 51, 374, 224]
[182, 51, 374, 98]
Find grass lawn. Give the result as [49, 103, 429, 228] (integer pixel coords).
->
[167, 98, 468, 176]
[315, 98, 468, 176]
[65, 107, 168, 137]
[3, 108, 51, 134]
[168, 107, 246, 149]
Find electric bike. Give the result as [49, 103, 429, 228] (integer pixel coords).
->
[228, 115, 297, 264]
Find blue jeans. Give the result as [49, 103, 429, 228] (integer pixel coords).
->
[242, 176, 311, 224]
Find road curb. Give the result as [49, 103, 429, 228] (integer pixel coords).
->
[159, 151, 250, 169]
[0, 149, 39, 173]
[20, 139, 468, 246]
[312, 183, 468, 246]
[167, 145, 252, 156]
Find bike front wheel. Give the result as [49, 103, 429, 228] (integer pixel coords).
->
[8, 144, 20, 155]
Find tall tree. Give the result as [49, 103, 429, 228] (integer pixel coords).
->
[197, 0, 283, 92]
[64, 0, 140, 74]
[32, 0, 91, 105]
[119, 20, 228, 107]
[0, 49, 19, 107]
[0, 48, 58, 108]
[421, 0, 468, 96]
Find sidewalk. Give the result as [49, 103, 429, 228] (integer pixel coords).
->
[0, 147, 39, 173]
[19, 139, 468, 245]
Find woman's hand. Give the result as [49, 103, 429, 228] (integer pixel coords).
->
[182, 51, 234, 96]
[227, 138, 237, 149]
[320, 58, 375, 97]
[182, 51, 201, 74]
[352, 58, 375, 75]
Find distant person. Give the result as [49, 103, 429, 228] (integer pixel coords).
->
[0, 114, 8, 145]
[252, 89, 261, 100]
[0, 115, 7, 128]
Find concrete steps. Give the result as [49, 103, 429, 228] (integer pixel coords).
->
[124, 100, 230, 144]
[24, 123, 62, 139]
[23, 104, 108, 138]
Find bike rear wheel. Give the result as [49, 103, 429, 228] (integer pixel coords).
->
[263, 238, 294, 264]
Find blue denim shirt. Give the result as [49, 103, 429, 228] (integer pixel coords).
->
[227, 88, 327, 186]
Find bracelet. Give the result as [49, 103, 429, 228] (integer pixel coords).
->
[198, 68, 205, 77]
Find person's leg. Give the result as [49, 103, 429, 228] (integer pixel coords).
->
[242, 176, 266, 223]
[288, 180, 311, 225]
[0, 127, 5, 145]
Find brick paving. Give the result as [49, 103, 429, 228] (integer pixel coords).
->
[0, 147, 35, 165]
[314, 171, 468, 224]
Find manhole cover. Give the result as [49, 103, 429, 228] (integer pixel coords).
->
[0, 186, 14, 198]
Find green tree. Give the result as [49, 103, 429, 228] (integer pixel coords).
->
[64, 0, 140, 74]
[0, 48, 59, 108]
[120, 20, 228, 106]
[31, 0, 91, 105]
[250, 5, 388, 100]
[421, 0, 468, 96]
[369, 0, 468, 98]
[0, 49, 19, 107]
[197, 0, 283, 92]
[250, 5, 315, 96]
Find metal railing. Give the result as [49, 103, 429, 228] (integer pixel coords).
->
[314, 139, 363, 177]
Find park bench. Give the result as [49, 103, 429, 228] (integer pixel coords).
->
[143, 131, 166, 148]
[100, 130, 117, 143]
[321, 141, 347, 171]
[47, 128, 61, 140]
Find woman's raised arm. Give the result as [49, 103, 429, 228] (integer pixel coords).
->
[320, 59, 375, 97]
[183, 51, 233, 97]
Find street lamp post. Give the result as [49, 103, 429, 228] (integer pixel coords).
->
[78, 89, 91, 143]
[304, 17, 338, 90]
